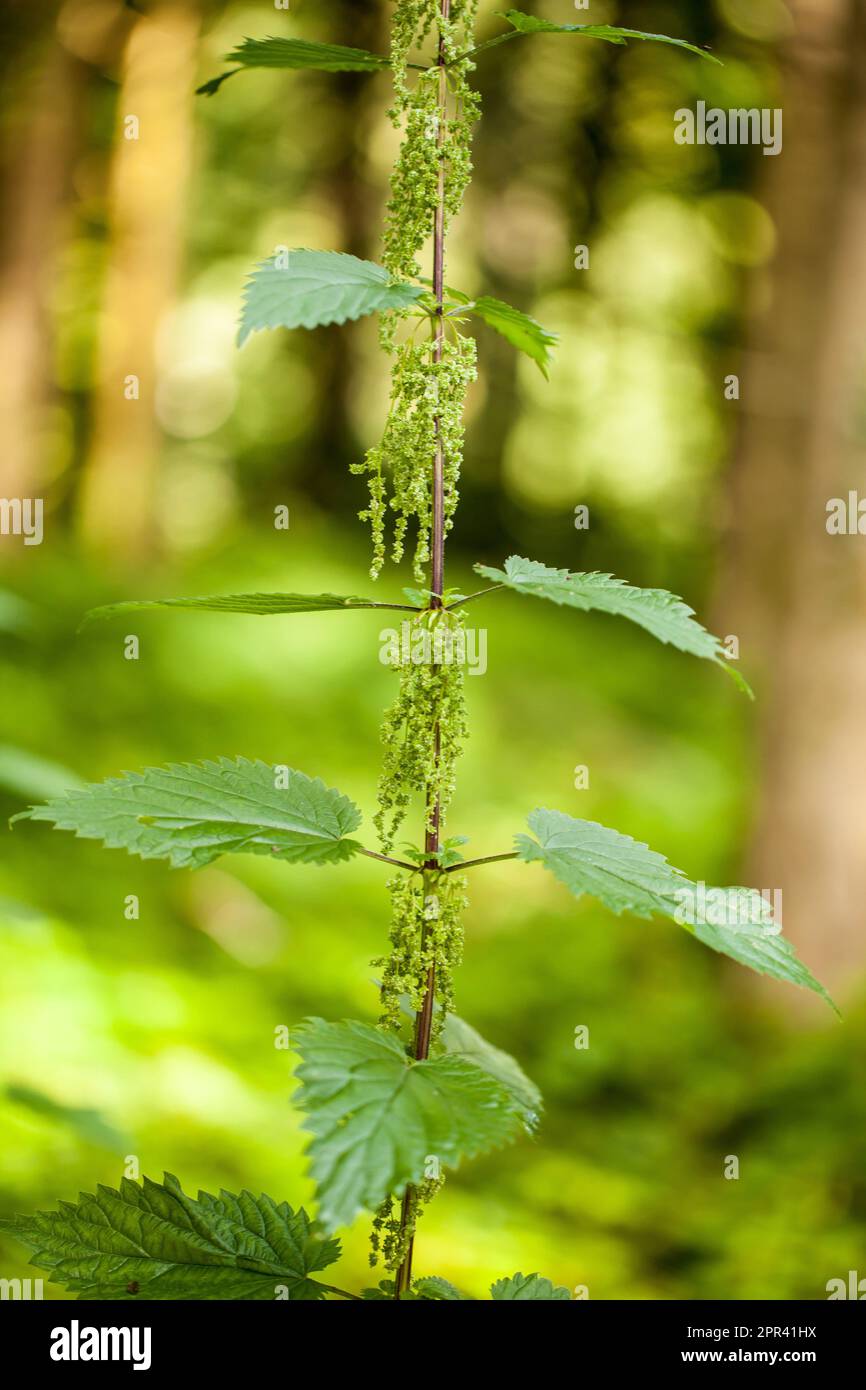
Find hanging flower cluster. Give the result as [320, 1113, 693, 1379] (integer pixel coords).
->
[373, 608, 469, 851]
[352, 336, 476, 581]
[352, 0, 481, 580]
[384, 0, 481, 282]
[374, 869, 467, 1034]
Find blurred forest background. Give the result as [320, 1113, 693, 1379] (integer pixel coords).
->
[1, 0, 865, 1299]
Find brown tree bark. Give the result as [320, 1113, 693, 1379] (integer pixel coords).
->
[724, 0, 866, 1011]
[0, 26, 83, 503]
[77, 0, 199, 559]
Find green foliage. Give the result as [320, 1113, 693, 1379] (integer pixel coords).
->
[81, 591, 415, 627]
[438, 1012, 542, 1133]
[495, 10, 721, 64]
[490, 1271, 572, 1300]
[475, 555, 750, 691]
[238, 251, 426, 347]
[198, 36, 389, 97]
[449, 291, 558, 376]
[0, 1174, 341, 1300]
[14, 759, 363, 869]
[412, 1274, 470, 1300]
[516, 808, 834, 1007]
[3, 0, 838, 1308]
[292, 1018, 524, 1231]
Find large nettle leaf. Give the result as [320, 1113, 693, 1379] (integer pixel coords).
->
[0, 1174, 341, 1300]
[491, 1271, 572, 1301]
[496, 11, 720, 63]
[238, 250, 425, 345]
[198, 35, 389, 97]
[80, 591, 415, 628]
[293, 1018, 524, 1231]
[475, 555, 750, 692]
[517, 808, 834, 1009]
[13, 758, 363, 869]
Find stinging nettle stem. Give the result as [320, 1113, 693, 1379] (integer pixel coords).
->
[394, 0, 451, 1300]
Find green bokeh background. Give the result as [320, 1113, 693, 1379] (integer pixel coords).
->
[1, 0, 863, 1300]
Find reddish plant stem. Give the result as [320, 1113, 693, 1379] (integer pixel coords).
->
[394, 0, 450, 1301]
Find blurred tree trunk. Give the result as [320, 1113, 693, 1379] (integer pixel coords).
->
[78, 0, 199, 560]
[0, 15, 82, 502]
[724, 0, 866, 1010]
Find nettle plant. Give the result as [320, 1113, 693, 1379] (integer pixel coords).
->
[3, 6, 832, 1302]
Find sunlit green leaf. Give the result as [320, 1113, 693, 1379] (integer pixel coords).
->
[13, 758, 363, 869]
[495, 11, 721, 64]
[474, 555, 751, 693]
[516, 809, 835, 1009]
[449, 291, 557, 376]
[80, 591, 413, 629]
[198, 36, 389, 97]
[238, 250, 425, 346]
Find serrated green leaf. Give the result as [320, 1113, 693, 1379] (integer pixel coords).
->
[238, 250, 425, 346]
[516, 808, 835, 1010]
[362, 1279, 401, 1299]
[13, 758, 363, 869]
[449, 290, 557, 376]
[292, 1018, 524, 1231]
[438, 1013, 542, 1133]
[413, 1275, 471, 1300]
[80, 591, 413, 629]
[497, 11, 721, 64]
[491, 1271, 572, 1300]
[198, 35, 389, 96]
[0, 1173, 340, 1300]
[474, 555, 749, 692]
